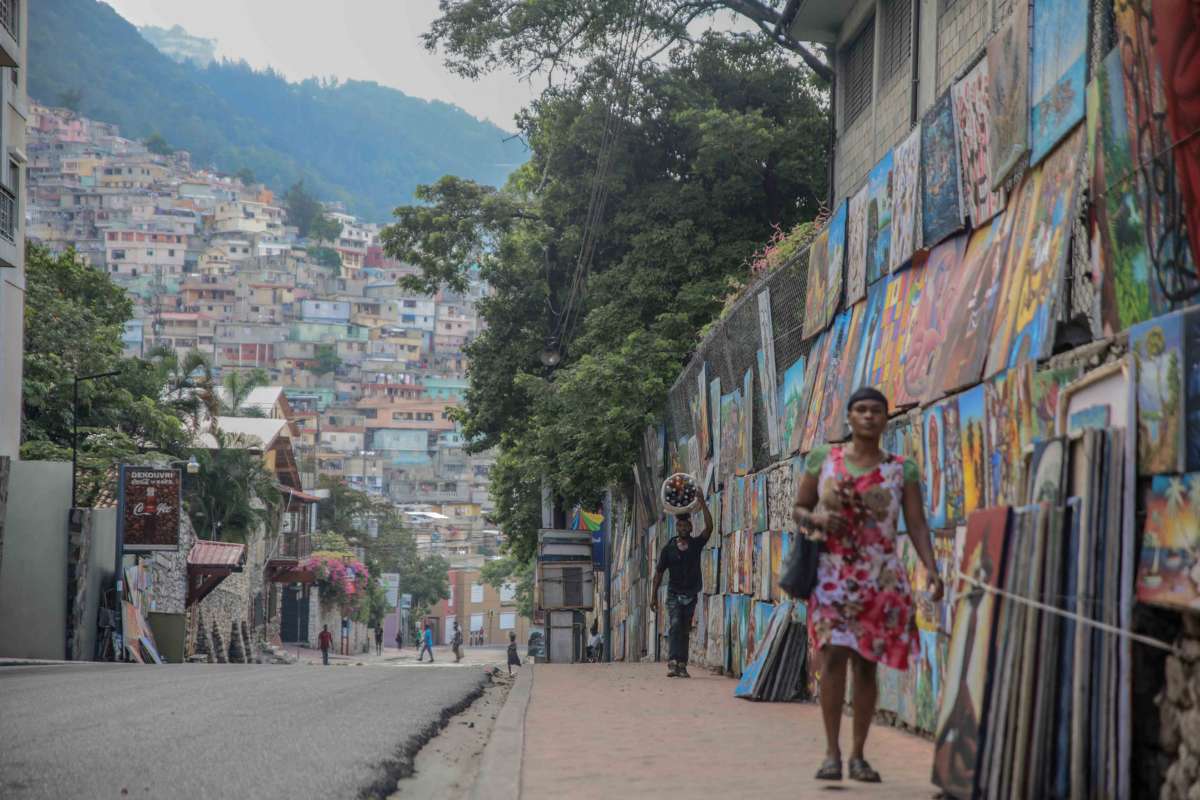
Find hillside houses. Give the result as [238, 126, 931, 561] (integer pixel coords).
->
[26, 103, 502, 560]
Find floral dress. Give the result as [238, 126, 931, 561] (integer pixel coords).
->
[804, 445, 920, 670]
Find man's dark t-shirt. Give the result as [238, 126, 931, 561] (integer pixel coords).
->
[656, 538, 706, 595]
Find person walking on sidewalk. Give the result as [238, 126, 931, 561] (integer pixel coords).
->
[452, 621, 464, 663]
[395, 628, 404, 650]
[374, 624, 383, 655]
[418, 623, 435, 662]
[792, 387, 944, 784]
[506, 631, 521, 676]
[651, 493, 714, 678]
[317, 625, 334, 666]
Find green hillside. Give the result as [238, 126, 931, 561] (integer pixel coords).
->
[28, 0, 525, 221]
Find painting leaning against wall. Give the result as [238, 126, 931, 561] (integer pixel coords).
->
[921, 92, 966, 249]
[803, 226, 832, 340]
[824, 199, 847, 325]
[866, 150, 895, 287]
[953, 57, 1006, 228]
[846, 184, 870, 305]
[891, 126, 922, 273]
[1028, 0, 1088, 165]
[987, 0, 1030, 187]
[1136, 473, 1200, 610]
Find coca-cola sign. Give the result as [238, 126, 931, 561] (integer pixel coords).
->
[119, 466, 181, 551]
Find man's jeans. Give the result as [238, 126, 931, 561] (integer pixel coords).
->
[321, 647, 329, 666]
[667, 593, 698, 663]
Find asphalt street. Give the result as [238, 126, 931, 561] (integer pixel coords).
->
[0, 661, 489, 799]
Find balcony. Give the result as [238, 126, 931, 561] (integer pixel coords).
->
[278, 531, 312, 560]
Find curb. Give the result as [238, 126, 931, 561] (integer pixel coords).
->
[470, 664, 533, 800]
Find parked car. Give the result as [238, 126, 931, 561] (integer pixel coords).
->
[526, 629, 546, 660]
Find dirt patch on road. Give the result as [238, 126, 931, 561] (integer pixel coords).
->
[389, 672, 514, 799]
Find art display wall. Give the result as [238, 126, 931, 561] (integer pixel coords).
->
[609, 2, 1200, 795]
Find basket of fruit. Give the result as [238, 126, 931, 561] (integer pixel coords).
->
[661, 472, 701, 515]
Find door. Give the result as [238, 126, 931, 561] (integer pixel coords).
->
[280, 584, 309, 643]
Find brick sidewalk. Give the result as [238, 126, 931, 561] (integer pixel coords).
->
[520, 662, 937, 799]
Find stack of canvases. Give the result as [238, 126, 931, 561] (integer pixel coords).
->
[733, 600, 811, 702]
[932, 357, 1138, 799]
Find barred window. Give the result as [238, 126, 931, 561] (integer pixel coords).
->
[841, 18, 875, 128]
[880, 0, 913, 88]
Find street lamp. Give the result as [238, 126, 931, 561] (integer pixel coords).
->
[71, 369, 122, 508]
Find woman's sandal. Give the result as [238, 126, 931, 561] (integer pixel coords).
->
[815, 756, 843, 781]
[848, 757, 881, 783]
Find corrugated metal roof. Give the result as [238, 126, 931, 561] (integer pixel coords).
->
[187, 540, 246, 568]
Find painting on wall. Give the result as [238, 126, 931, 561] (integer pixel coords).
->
[987, 0, 1030, 186]
[823, 301, 869, 440]
[694, 363, 711, 459]
[1031, 365, 1082, 443]
[942, 397, 966, 525]
[891, 126, 922, 272]
[952, 57, 1006, 227]
[983, 366, 1033, 507]
[803, 227, 831, 340]
[1027, 436, 1068, 504]
[800, 329, 834, 452]
[739, 368, 754, 476]
[957, 384, 988, 518]
[993, 127, 1085, 372]
[779, 354, 808, 457]
[934, 217, 1011, 395]
[903, 233, 968, 405]
[923, 403, 947, 529]
[769, 530, 784, 602]
[985, 169, 1044, 378]
[1029, 0, 1088, 165]
[719, 388, 740, 482]
[847, 184, 870, 305]
[870, 267, 926, 406]
[757, 290, 781, 457]
[752, 473, 769, 534]
[932, 506, 1010, 798]
[851, 278, 888, 392]
[1132, 310, 1186, 474]
[1151, 0, 1200, 274]
[1136, 473, 1200, 610]
[808, 312, 854, 447]
[709, 376, 722, 482]
[921, 92, 966, 249]
[866, 150, 895, 286]
[825, 200, 848, 324]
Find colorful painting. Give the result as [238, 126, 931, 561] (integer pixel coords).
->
[709, 376, 722, 480]
[769, 530, 784, 602]
[1132, 310, 1186, 474]
[957, 385, 988, 517]
[921, 92, 966, 248]
[952, 57, 1006, 227]
[825, 199, 848, 323]
[923, 403, 947, 528]
[1137, 473, 1200, 609]
[932, 506, 1010, 798]
[800, 330, 833, 452]
[779, 354, 808, 456]
[891, 126, 922, 272]
[719, 388, 740, 482]
[694, 363, 711, 458]
[851, 279, 887, 392]
[934, 218, 1011, 395]
[739, 368, 754, 476]
[866, 150, 895, 286]
[984, 169, 1044, 378]
[752, 472, 768, 533]
[996, 127, 1085, 372]
[1068, 404, 1111, 433]
[1185, 310, 1200, 471]
[983, 367, 1033, 507]
[809, 311, 854, 446]
[869, 267, 926, 406]
[757, 289, 781, 457]
[752, 532, 763, 598]
[987, 0, 1030, 186]
[903, 233, 969, 405]
[1031, 365, 1082, 442]
[1027, 436, 1067, 504]
[847, 184, 870, 305]
[942, 397, 966, 525]
[1151, 0, 1200, 275]
[1029, 0, 1088, 165]
[803, 226, 831, 340]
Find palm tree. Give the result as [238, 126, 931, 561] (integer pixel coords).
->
[188, 430, 281, 542]
[219, 368, 270, 416]
[147, 346, 218, 435]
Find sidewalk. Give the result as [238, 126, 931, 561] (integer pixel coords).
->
[519, 662, 937, 799]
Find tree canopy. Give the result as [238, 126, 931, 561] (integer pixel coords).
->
[384, 35, 829, 557]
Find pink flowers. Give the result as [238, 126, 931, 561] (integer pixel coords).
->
[302, 555, 370, 608]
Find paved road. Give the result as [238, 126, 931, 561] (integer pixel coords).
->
[0, 661, 489, 799]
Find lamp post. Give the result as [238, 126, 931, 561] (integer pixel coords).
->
[71, 369, 121, 508]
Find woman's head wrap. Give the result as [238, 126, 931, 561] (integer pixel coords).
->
[846, 386, 889, 412]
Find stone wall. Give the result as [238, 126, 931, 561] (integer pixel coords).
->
[309, 585, 373, 655]
[65, 509, 93, 661]
[1158, 614, 1200, 800]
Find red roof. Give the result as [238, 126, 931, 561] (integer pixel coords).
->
[187, 540, 246, 568]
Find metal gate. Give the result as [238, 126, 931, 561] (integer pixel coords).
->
[280, 584, 309, 643]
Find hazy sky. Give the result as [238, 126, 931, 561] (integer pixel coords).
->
[104, 0, 540, 129]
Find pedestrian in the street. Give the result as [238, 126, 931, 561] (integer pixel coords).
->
[317, 624, 333, 666]
[452, 621, 464, 663]
[374, 624, 383, 655]
[395, 628, 404, 650]
[418, 623, 435, 662]
[791, 387, 944, 784]
[651, 493, 714, 678]
[506, 631, 521, 676]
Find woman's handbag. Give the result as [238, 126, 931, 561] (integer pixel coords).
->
[778, 531, 821, 600]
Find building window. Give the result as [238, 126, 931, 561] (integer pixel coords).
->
[841, 17, 875, 128]
[470, 583, 484, 603]
[500, 582, 517, 603]
[499, 612, 516, 630]
[112, 249, 125, 260]
[470, 613, 484, 632]
[880, 0, 912, 89]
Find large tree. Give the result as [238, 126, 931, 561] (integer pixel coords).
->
[383, 35, 828, 557]
[425, 0, 832, 83]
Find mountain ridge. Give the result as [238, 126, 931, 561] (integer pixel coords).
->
[29, 0, 525, 221]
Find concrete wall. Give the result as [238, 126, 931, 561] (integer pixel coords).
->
[80, 509, 117, 661]
[0, 461, 72, 659]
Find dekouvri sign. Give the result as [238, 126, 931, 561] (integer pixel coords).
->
[119, 465, 181, 551]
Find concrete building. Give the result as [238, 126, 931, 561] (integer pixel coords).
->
[0, 0, 28, 458]
[432, 562, 530, 646]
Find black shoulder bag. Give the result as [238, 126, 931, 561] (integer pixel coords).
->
[778, 530, 821, 600]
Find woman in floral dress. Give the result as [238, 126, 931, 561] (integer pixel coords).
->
[792, 387, 944, 783]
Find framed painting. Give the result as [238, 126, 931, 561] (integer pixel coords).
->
[942, 396, 966, 525]
[891, 126, 922, 273]
[779, 354, 808, 457]
[902, 233, 968, 406]
[1029, 0, 1088, 165]
[803, 228, 831, 340]
[866, 150, 895, 286]
[1131, 310, 1186, 474]
[846, 184, 870, 305]
[1136, 473, 1200, 610]
[921, 92, 966, 249]
[987, 0, 1030, 186]
[952, 57, 1006, 227]
[922, 403, 947, 529]
[824, 199, 848, 325]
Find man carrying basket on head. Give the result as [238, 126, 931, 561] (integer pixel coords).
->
[651, 489, 713, 678]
